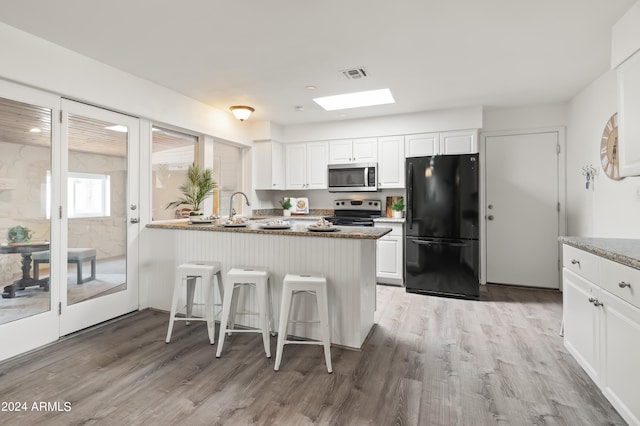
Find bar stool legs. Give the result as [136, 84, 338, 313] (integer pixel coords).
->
[166, 261, 223, 345]
[216, 267, 273, 359]
[275, 274, 332, 373]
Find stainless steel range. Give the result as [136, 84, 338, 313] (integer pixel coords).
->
[325, 199, 383, 227]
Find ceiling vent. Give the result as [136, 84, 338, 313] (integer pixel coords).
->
[341, 67, 368, 80]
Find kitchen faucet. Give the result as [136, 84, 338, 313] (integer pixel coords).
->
[229, 191, 251, 219]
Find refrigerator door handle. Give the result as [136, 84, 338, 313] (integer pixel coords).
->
[407, 162, 413, 228]
[411, 239, 473, 248]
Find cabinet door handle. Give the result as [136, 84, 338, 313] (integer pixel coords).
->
[618, 281, 631, 288]
[571, 259, 580, 266]
[588, 296, 603, 307]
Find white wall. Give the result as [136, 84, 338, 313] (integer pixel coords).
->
[282, 106, 483, 142]
[482, 103, 568, 132]
[0, 23, 250, 147]
[567, 70, 640, 237]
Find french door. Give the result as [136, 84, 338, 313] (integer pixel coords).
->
[0, 81, 60, 361]
[58, 100, 139, 335]
[0, 86, 141, 361]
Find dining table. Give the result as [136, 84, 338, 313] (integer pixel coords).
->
[0, 242, 50, 298]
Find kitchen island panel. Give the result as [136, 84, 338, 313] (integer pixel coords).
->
[142, 227, 377, 349]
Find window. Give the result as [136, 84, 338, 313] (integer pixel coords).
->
[151, 126, 198, 220]
[46, 172, 111, 218]
[213, 141, 244, 217]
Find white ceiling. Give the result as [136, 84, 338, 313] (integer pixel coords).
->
[0, 0, 635, 126]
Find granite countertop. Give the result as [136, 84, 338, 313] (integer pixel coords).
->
[559, 237, 640, 270]
[147, 220, 391, 240]
[374, 217, 406, 224]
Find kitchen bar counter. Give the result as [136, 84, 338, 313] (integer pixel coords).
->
[142, 220, 388, 349]
[147, 220, 391, 239]
[559, 236, 640, 270]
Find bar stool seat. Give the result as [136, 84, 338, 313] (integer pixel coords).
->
[165, 261, 223, 345]
[275, 273, 332, 373]
[216, 267, 273, 358]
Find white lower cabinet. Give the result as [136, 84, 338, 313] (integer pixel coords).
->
[563, 268, 600, 383]
[562, 244, 640, 426]
[375, 222, 404, 285]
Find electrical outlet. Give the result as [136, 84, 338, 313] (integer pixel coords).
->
[636, 186, 640, 202]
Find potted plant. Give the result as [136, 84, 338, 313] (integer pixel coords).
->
[166, 163, 216, 216]
[391, 197, 404, 219]
[7, 225, 32, 243]
[280, 197, 292, 217]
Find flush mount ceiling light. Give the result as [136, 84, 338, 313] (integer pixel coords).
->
[313, 89, 395, 111]
[229, 105, 255, 121]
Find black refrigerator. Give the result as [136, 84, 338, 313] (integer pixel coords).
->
[405, 154, 480, 300]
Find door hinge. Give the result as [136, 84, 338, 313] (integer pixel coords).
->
[557, 202, 560, 212]
[59, 302, 62, 315]
[60, 110, 63, 123]
[556, 144, 560, 154]
[59, 206, 62, 219]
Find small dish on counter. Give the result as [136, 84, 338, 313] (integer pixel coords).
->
[221, 216, 249, 227]
[260, 219, 291, 230]
[307, 218, 339, 232]
[307, 226, 339, 232]
[260, 224, 291, 230]
[189, 217, 213, 224]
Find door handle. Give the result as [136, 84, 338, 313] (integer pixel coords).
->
[487, 215, 494, 221]
[130, 218, 140, 224]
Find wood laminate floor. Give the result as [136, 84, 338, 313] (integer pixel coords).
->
[0, 284, 626, 425]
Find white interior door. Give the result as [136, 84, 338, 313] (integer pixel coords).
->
[59, 100, 139, 335]
[485, 131, 561, 289]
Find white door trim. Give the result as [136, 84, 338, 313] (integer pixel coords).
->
[479, 127, 566, 288]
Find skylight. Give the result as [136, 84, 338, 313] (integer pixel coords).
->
[313, 89, 395, 111]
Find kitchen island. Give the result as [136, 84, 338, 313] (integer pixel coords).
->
[143, 220, 391, 349]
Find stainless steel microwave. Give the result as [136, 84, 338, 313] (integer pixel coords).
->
[328, 162, 378, 192]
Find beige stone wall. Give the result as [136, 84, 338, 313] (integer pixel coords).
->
[0, 141, 126, 284]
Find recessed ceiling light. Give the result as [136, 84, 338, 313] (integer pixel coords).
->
[105, 125, 128, 133]
[29, 127, 41, 133]
[305, 85, 317, 91]
[295, 106, 304, 112]
[313, 89, 395, 111]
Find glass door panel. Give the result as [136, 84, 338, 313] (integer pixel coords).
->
[0, 97, 52, 320]
[66, 114, 127, 305]
[59, 100, 139, 335]
[0, 81, 60, 362]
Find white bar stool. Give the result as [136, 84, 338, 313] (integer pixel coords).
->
[165, 261, 223, 345]
[216, 267, 273, 358]
[274, 273, 332, 373]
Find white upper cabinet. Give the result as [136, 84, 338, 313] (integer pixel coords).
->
[329, 138, 377, 164]
[285, 143, 307, 190]
[306, 141, 329, 189]
[377, 136, 405, 188]
[328, 139, 353, 163]
[405, 133, 439, 157]
[439, 130, 478, 155]
[254, 140, 284, 190]
[617, 50, 640, 177]
[352, 138, 378, 162]
[405, 130, 478, 157]
[285, 141, 328, 190]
